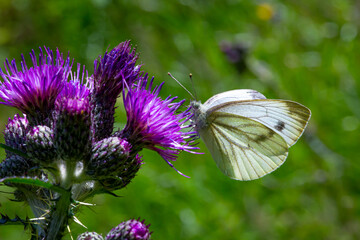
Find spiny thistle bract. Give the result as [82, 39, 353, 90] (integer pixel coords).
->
[0, 41, 198, 239]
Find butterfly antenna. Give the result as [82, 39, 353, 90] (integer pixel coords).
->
[189, 73, 198, 100]
[168, 72, 195, 99]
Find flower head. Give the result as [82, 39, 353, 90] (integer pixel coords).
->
[0, 47, 72, 125]
[106, 219, 151, 240]
[120, 75, 198, 174]
[91, 41, 141, 141]
[92, 41, 140, 99]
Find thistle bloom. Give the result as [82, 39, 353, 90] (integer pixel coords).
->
[120, 74, 198, 172]
[0, 42, 199, 239]
[0, 47, 71, 125]
[91, 41, 141, 141]
[92, 41, 140, 99]
[0, 43, 199, 187]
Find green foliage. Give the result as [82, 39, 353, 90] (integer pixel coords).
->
[0, 0, 359, 239]
[0, 177, 67, 195]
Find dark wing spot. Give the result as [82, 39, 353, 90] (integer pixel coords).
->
[275, 121, 285, 131]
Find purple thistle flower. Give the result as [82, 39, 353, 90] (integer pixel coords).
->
[0, 47, 72, 125]
[91, 41, 141, 141]
[58, 63, 91, 100]
[0, 42, 203, 240]
[120, 75, 198, 175]
[92, 40, 140, 99]
[106, 219, 151, 240]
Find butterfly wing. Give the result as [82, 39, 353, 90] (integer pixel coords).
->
[198, 111, 289, 180]
[197, 92, 311, 180]
[208, 99, 311, 147]
[202, 89, 266, 109]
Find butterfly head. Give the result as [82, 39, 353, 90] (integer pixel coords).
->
[190, 100, 208, 133]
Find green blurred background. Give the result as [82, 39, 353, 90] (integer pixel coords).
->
[0, 0, 359, 239]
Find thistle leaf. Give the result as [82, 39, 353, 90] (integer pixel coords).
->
[0, 177, 67, 195]
[0, 143, 29, 158]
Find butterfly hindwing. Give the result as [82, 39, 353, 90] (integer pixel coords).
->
[198, 111, 289, 180]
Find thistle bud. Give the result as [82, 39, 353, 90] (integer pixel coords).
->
[106, 219, 151, 240]
[4, 114, 28, 156]
[54, 97, 92, 161]
[0, 154, 32, 178]
[77, 231, 104, 240]
[26, 125, 56, 165]
[87, 137, 141, 190]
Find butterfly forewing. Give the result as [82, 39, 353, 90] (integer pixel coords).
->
[208, 99, 311, 147]
[199, 112, 289, 180]
[203, 89, 266, 109]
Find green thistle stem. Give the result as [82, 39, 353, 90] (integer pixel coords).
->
[46, 160, 79, 239]
[46, 190, 72, 240]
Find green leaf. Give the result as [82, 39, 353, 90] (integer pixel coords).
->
[0, 177, 67, 195]
[0, 143, 29, 158]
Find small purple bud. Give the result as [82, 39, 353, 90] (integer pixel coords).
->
[2, 115, 38, 177]
[0, 154, 32, 178]
[26, 125, 56, 165]
[106, 219, 151, 240]
[4, 114, 28, 156]
[77, 231, 104, 240]
[87, 137, 141, 191]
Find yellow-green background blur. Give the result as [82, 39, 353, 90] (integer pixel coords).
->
[0, 0, 359, 239]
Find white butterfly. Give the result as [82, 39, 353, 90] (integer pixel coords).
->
[191, 89, 311, 181]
